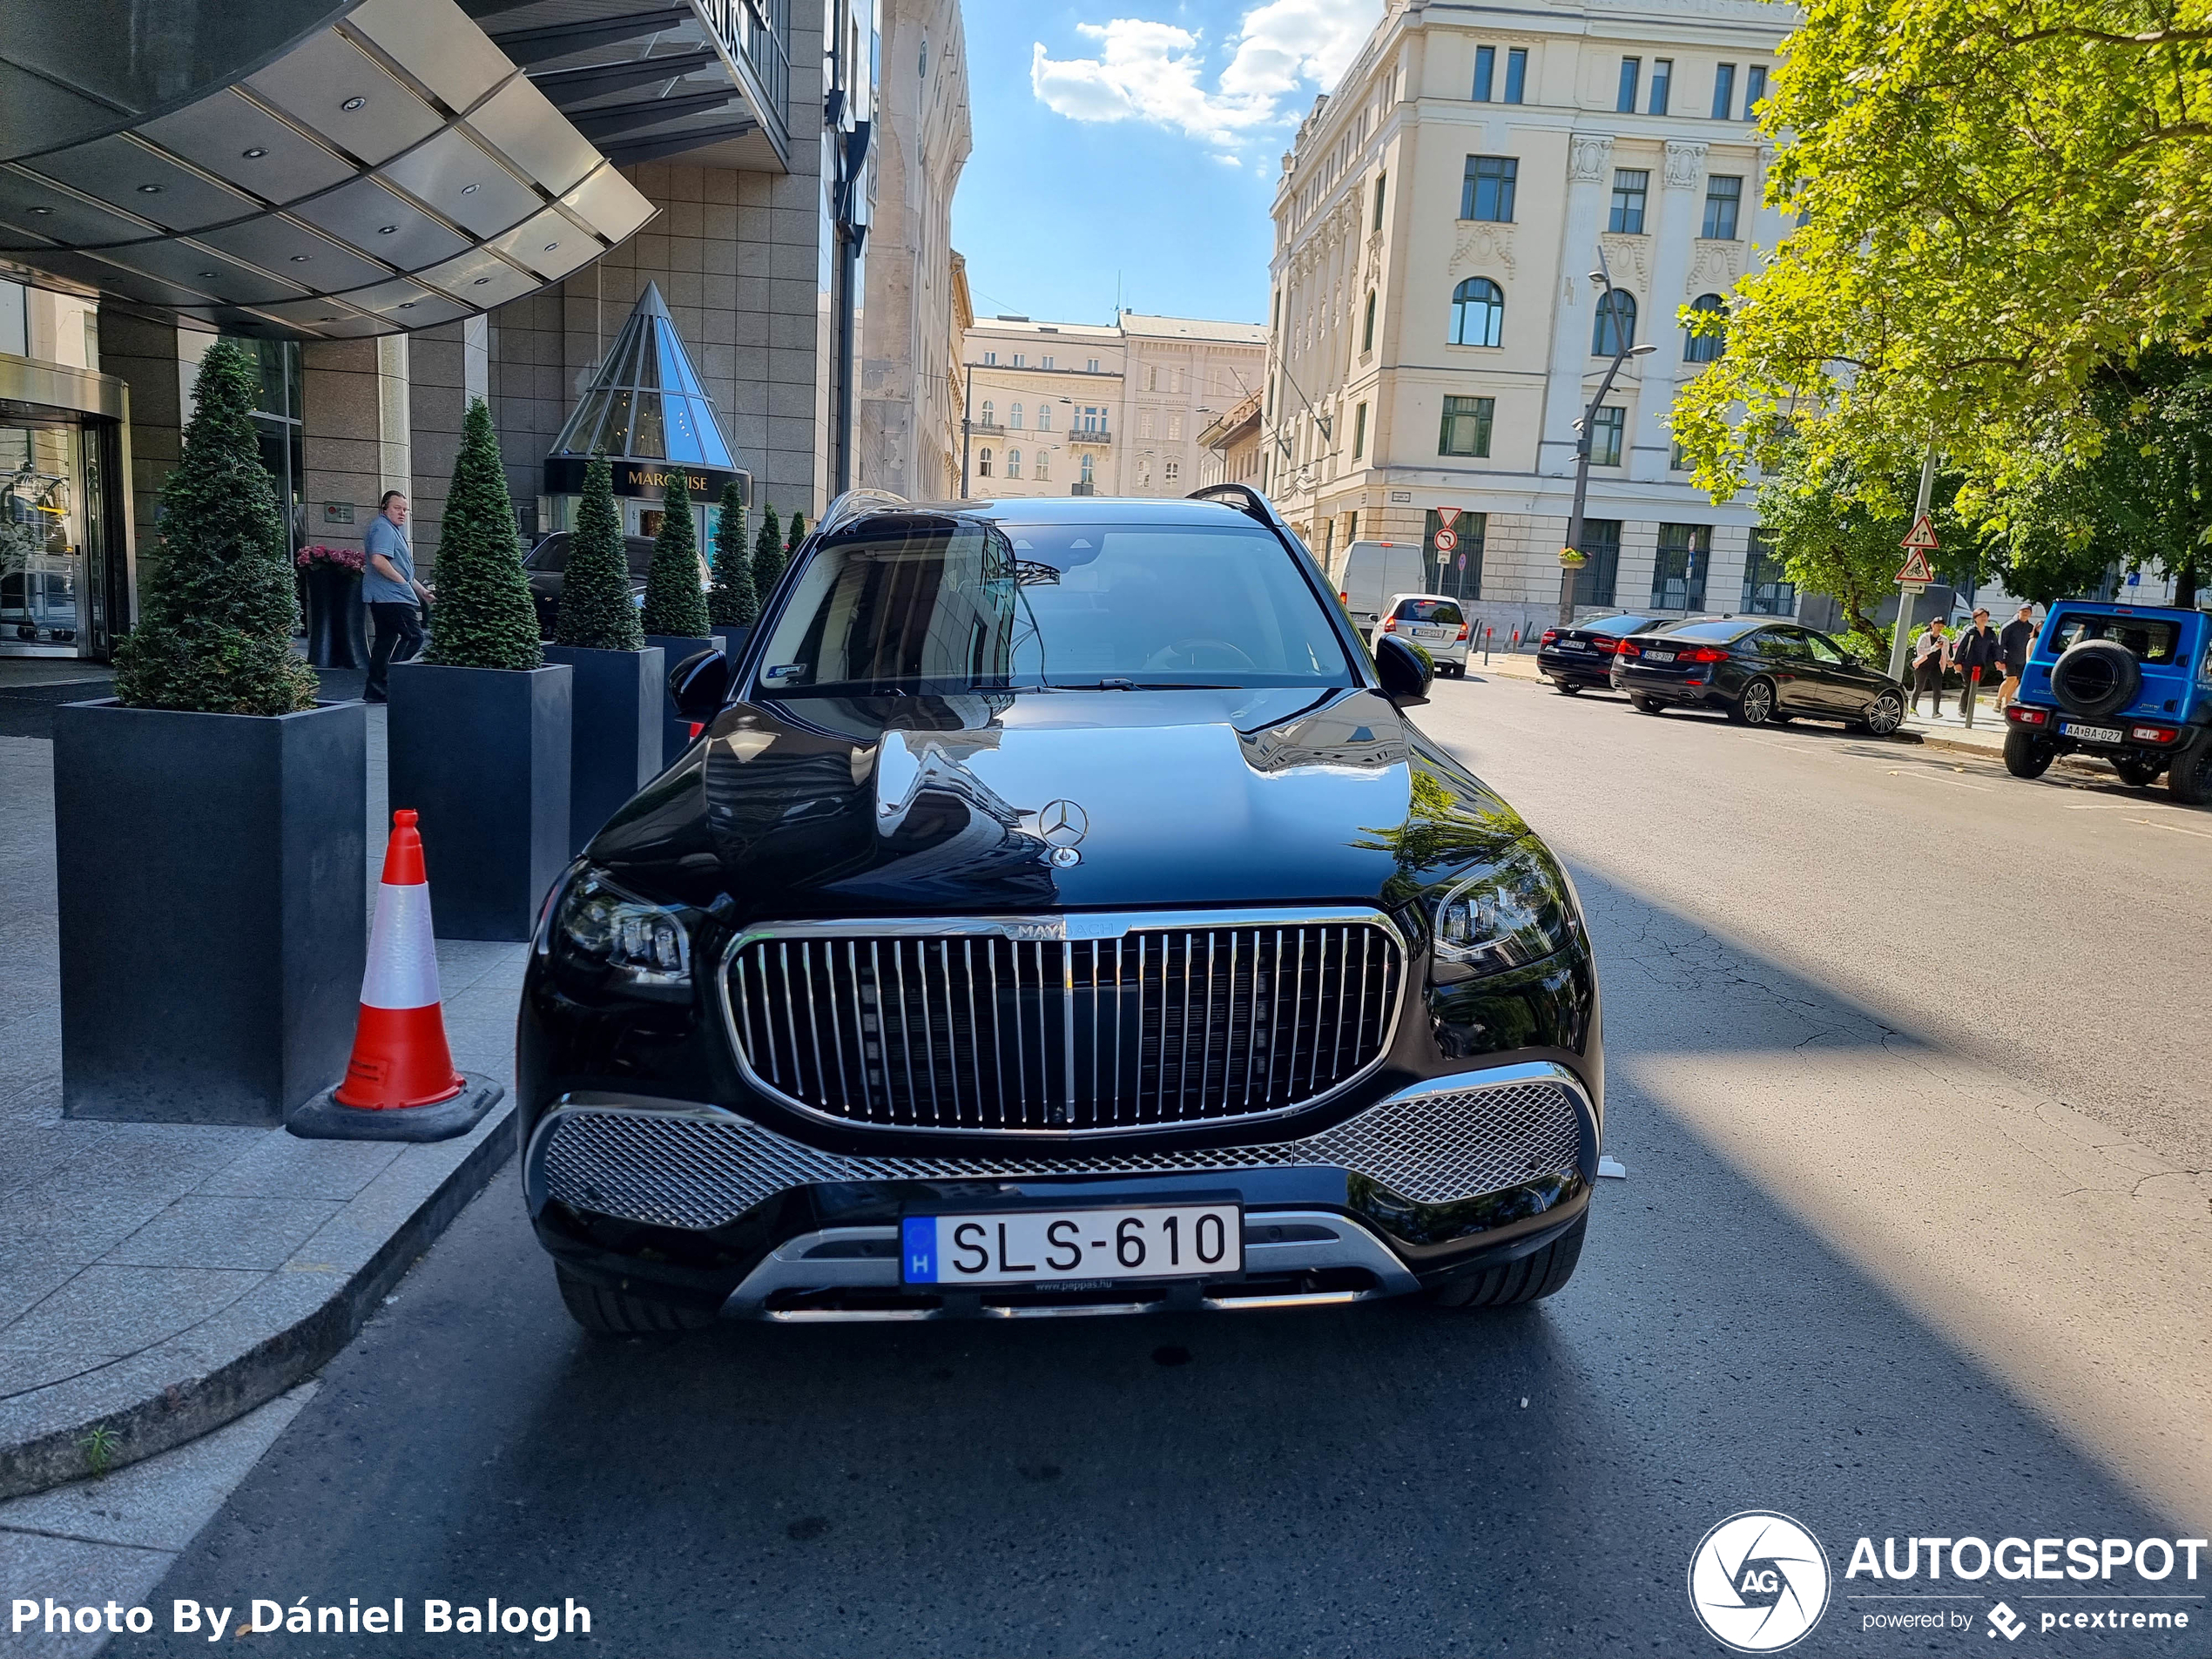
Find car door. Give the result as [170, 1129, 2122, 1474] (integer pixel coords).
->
[1747, 627, 1820, 711]
[1801, 628, 1869, 713]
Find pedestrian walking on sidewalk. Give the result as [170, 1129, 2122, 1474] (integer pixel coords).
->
[1953, 607, 2001, 726]
[1910, 617, 1952, 718]
[1997, 604, 2037, 711]
[362, 490, 433, 704]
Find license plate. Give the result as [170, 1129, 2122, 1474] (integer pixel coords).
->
[1646, 650, 1676, 663]
[900, 1204, 1242, 1286]
[1556, 642, 1588, 651]
[2062, 722, 2124, 744]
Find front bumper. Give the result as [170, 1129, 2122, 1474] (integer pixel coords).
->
[524, 1060, 1598, 1320]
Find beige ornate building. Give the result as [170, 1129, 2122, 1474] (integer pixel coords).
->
[1265, 0, 1796, 636]
[1197, 391, 1263, 489]
[958, 311, 1266, 498]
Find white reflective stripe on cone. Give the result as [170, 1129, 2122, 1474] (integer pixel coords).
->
[360, 881, 442, 1010]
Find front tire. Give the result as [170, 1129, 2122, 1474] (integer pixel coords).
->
[1426, 1215, 1586, 1309]
[1858, 691, 1905, 737]
[556, 1265, 716, 1335]
[2169, 743, 2212, 806]
[2004, 728, 2055, 779]
[1730, 678, 1777, 725]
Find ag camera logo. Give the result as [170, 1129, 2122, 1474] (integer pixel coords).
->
[1689, 1511, 1832, 1652]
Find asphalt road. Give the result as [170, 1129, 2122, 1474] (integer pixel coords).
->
[118, 672, 2212, 1659]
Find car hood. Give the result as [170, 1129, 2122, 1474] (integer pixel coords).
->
[586, 686, 1532, 919]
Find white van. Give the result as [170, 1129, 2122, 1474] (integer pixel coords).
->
[1337, 540, 1427, 632]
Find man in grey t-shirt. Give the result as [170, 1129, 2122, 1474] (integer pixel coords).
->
[362, 490, 433, 702]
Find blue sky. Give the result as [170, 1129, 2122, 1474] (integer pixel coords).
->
[948, 0, 1381, 327]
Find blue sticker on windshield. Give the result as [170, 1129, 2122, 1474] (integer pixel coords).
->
[764, 664, 806, 682]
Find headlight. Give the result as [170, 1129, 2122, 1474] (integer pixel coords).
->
[1429, 839, 1580, 980]
[550, 868, 695, 1001]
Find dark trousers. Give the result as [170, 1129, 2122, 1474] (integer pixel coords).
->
[1911, 658, 1945, 716]
[366, 602, 423, 700]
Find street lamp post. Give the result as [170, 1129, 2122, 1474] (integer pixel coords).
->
[1560, 246, 1656, 626]
[960, 361, 974, 500]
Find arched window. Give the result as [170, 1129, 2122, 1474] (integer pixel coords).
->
[1080, 453, 1095, 484]
[1035, 402, 1052, 430]
[1009, 401, 1024, 429]
[1449, 278, 1504, 347]
[1007, 448, 1022, 478]
[981, 400, 995, 426]
[1034, 450, 1050, 480]
[977, 447, 993, 477]
[1164, 459, 1180, 484]
[1593, 290, 1637, 356]
[1683, 293, 1726, 363]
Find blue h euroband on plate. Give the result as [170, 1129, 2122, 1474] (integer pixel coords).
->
[901, 1216, 936, 1283]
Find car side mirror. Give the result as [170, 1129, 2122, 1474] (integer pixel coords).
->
[669, 648, 730, 726]
[1375, 633, 1433, 707]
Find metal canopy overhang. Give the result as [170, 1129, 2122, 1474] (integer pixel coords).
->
[0, 0, 656, 341]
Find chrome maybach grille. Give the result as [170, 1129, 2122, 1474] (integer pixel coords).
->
[536, 1076, 1588, 1233]
[722, 916, 1404, 1133]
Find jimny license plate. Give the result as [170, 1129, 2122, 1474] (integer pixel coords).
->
[901, 1204, 1242, 1286]
[2062, 721, 2125, 745]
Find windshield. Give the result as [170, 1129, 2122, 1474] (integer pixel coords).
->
[525, 537, 657, 577]
[2047, 611, 2182, 664]
[752, 519, 1354, 693]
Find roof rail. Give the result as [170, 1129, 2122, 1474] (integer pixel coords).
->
[815, 488, 908, 540]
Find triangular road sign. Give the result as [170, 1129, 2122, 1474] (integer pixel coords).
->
[1901, 513, 1940, 550]
[1896, 548, 1935, 584]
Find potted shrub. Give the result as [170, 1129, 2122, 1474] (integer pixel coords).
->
[56, 340, 363, 1126]
[543, 455, 661, 853]
[706, 480, 757, 664]
[387, 398, 570, 941]
[298, 543, 368, 668]
[639, 470, 712, 765]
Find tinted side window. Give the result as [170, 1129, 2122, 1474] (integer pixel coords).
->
[1752, 628, 1804, 661]
[1804, 631, 1845, 664]
[526, 538, 569, 572]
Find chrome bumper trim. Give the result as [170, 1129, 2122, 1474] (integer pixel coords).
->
[527, 1061, 1595, 1233]
[719, 1208, 1423, 1319]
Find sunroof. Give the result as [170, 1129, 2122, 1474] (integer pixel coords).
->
[547, 279, 736, 471]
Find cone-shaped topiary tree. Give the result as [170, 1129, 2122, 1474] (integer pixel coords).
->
[707, 482, 757, 626]
[425, 398, 543, 670]
[640, 471, 710, 637]
[752, 502, 785, 600]
[785, 510, 806, 558]
[555, 454, 643, 651]
[111, 340, 319, 714]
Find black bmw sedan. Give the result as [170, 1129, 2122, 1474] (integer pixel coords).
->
[517, 487, 1602, 1331]
[1536, 613, 1673, 692]
[1613, 617, 1907, 732]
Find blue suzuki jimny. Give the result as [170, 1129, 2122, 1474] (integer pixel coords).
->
[2003, 601, 2212, 803]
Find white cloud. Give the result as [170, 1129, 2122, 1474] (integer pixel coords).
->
[1031, 0, 1381, 155]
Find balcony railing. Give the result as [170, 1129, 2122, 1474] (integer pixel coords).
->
[1070, 428, 1112, 445]
[698, 0, 791, 152]
[1069, 482, 1097, 496]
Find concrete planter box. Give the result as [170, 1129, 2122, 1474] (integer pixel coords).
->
[388, 661, 571, 941]
[644, 632, 711, 766]
[543, 644, 663, 853]
[55, 699, 367, 1126]
[713, 624, 751, 664]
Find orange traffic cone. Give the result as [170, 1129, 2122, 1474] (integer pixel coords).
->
[288, 811, 503, 1143]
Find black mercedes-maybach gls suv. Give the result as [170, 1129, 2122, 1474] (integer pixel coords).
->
[518, 485, 1603, 1330]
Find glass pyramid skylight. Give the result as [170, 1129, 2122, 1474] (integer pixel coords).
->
[547, 280, 736, 471]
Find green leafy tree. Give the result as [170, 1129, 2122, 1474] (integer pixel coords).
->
[111, 340, 318, 714]
[752, 502, 785, 599]
[555, 455, 643, 650]
[785, 510, 806, 559]
[707, 482, 758, 625]
[424, 398, 542, 670]
[1672, 0, 2212, 500]
[639, 471, 710, 637]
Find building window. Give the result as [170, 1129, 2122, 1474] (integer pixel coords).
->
[1711, 63, 1736, 119]
[1669, 438, 1689, 471]
[1425, 509, 1486, 600]
[1439, 395, 1494, 457]
[1616, 57, 1640, 113]
[1593, 290, 1637, 355]
[1352, 401, 1367, 458]
[1035, 450, 1050, 480]
[1362, 290, 1377, 352]
[982, 351, 997, 366]
[1087, 357, 1101, 373]
[1006, 448, 1022, 478]
[1573, 520, 1622, 608]
[1041, 355, 1055, 369]
[1703, 176, 1743, 239]
[1474, 44, 1495, 101]
[977, 447, 993, 477]
[980, 400, 995, 426]
[1168, 414, 1182, 440]
[1345, 510, 1359, 543]
[1036, 403, 1052, 430]
[1608, 169, 1649, 234]
[1744, 64, 1767, 117]
[1449, 277, 1505, 347]
[1588, 405, 1625, 467]
[1460, 156, 1518, 222]
[1505, 47, 1527, 103]
[1140, 412, 1154, 439]
[1012, 353, 1027, 368]
[1164, 459, 1179, 483]
[1080, 453, 1094, 484]
[1649, 57, 1672, 115]
[1683, 293, 1727, 362]
[1147, 367, 1159, 391]
[1743, 528, 1794, 614]
[1372, 172, 1386, 230]
[1009, 401, 1024, 429]
[1652, 523, 1711, 610]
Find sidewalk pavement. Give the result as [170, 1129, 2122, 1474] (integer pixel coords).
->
[0, 709, 523, 1500]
